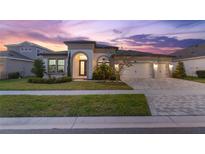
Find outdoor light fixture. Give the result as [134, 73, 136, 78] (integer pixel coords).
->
[169, 64, 173, 71]
[114, 64, 119, 71]
[153, 63, 158, 70]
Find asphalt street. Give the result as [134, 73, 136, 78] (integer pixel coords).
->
[1, 127, 205, 134]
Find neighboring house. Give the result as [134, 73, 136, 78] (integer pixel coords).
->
[0, 41, 53, 79]
[39, 40, 174, 80]
[0, 51, 33, 79]
[5, 41, 53, 60]
[172, 44, 205, 76]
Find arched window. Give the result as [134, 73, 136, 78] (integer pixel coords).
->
[97, 56, 110, 66]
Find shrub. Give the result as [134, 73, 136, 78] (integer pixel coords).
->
[196, 70, 205, 78]
[110, 75, 117, 80]
[8, 72, 20, 79]
[172, 61, 186, 78]
[92, 64, 116, 80]
[28, 77, 72, 84]
[31, 59, 45, 78]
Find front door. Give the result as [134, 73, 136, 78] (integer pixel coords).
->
[79, 60, 87, 76]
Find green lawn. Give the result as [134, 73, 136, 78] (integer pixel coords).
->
[0, 94, 150, 117]
[184, 76, 205, 83]
[0, 79, 132, 90]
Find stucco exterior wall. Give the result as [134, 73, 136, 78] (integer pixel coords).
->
[173, 57, 205, 76]
[5, 59, 33, 77]
[0, 58, 6, 79]
[94, 48, 116, 53]
[68, 44, 95, 50]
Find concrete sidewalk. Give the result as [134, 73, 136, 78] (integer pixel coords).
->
[1, 89, 205, 95]
[0, 90, 140, 95]
[1, 116, 205, 130]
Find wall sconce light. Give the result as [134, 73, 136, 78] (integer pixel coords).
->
[169, 64, 173, 71]
[153, 63, 158, 70]
[114, 64, 119, 71]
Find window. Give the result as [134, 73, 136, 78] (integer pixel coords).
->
[48, 59, 65, 73]
[57, 59, 65, 72]
[48, 59, 57, 73]
[97, 56, 110, 66]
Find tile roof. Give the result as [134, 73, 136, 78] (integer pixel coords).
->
[38, 51, 68, 56]
[64, 40, 118, 49]
[5, 41, 53, 52]
[112, 50, 173, 57]
[0, 50, 33, 60]
[171, 44, 205, 59]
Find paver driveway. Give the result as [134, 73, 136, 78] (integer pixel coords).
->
[123, 78, 205, 116]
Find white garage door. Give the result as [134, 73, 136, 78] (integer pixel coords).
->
[156, 64, 169, 78]
[121, 63, 153, 80]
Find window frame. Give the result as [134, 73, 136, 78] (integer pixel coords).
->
[48, 58, 65, 73]
[48, 59, 57, 73]
[97, 56, 110, 66]
[57, 59, 65, 73]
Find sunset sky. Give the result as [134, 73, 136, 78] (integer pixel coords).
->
[1, 20, 205, 54]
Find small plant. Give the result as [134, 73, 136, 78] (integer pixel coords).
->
[31, 59, 45, 78]
[8, 72, 20, 79]
[28, 76, 72, 84]
[93, 64, 116, 80]
[196, 70, 205, 78]
[172, 61, 186, 78]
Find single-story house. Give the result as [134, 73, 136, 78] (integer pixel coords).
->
[171, 44, 205, 76]
[2, 40, 204, 80]
[39, 40, 174, 80]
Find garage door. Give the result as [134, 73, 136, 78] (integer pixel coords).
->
[120, 63, 153, 80]
[155, 64, 169, 78]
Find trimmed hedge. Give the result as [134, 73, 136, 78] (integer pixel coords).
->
[8, 72, 20, 79]
[28, 77, 72, 84]
[196, 70, 205, 78]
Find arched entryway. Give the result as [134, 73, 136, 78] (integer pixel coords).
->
[72, 52, 88, 79]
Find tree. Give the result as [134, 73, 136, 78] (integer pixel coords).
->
[172, 61, 186, 78]
[31, 59, 45, 78]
